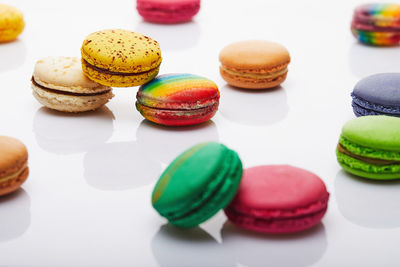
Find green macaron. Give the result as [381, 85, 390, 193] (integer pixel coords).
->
[152, 142, 243, 228]
[336, 115, 400, 180]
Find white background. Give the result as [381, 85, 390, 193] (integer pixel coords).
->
[1, 0, 400, 266]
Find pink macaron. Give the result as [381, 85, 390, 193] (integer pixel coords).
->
[136, 0, 200, 24]
[224, 165, 329, 234]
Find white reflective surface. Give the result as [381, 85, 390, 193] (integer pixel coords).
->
[1, 0, 400, 266]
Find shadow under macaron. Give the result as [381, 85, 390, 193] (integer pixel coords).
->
[0, 39, 26, 73]
[135, 120, 220, 164]
[33, 106, 115, 155]
[83, 141, 162, 191]
[0, 189, 31, 242]
[335, 170, 400, 229]
[220, 221, 327, 267]
[219, 85, 289, 126]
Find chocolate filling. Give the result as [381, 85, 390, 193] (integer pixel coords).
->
[31, 77, 111, 96]
[337, 143, 400, 165]
[83, 59, 158, 76]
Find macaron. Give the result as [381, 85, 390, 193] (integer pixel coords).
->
[225, 165, 329, 234]
[0, 136, 29, 196]
[351, 4, 400, 46]
[0, 4, 25, 42]
[336, 115, 400, 180]
[219, 41, 290, 89]
[351, 73, 400, 117]
[152, 142, 243, 228]
[137, 0, 200, 24]
[81, 29, 162, 87]
[32, 57, 114, 113]
[136, 73, 219, 126]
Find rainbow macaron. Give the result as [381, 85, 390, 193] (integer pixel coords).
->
[351, 4, 400, 46]
[136, 73, 219, 126]
[337, 115, 400, 180]
[81, 29, 162, 87]
[225, 165, 329, 234]
[137, 0, 200, 24]
[0, 136, 29, 196]
[152, 142, 243, 228]
[0, 4, 25, 42]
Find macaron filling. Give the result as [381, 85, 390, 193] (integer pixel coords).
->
[337, 137, 400, 176]
[0, 162, 28, 184]
[31, 77, 111, 96]
[220, 65, 287, 80]
[82, 59, 161, 77]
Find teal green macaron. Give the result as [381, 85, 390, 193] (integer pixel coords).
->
[336, 115, 400, 180]
[152, 142, 243, 228]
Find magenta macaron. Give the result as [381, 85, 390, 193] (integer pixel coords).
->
[136, 0, 200, 24]
[224, 165, 330, 234]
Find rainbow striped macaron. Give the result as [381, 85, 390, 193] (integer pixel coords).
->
[351, 4, 400, 46]
[136, 73, 220, 126]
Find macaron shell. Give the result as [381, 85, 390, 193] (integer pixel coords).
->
[219, 41, 290, 71]
[81, 59, 160, 87]
[0, 4, 25, 42]
[219, 66, 287, 89]
[137, 0, 200, 24]
[152, 142, 243, 228]
[32, 84, 114, 113]
[136, 101, 218, 126]
[225, 165, 329, 233]
[0, 136, 28, 177]
[352, 73, 400, 107]
[33, 57, 111, 94]
[341, 115, 400, 152]
[137, 73, 220, 109]
[81, 29, 162, 73]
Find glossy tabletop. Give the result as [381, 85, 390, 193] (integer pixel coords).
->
[1, 0, 400, 266]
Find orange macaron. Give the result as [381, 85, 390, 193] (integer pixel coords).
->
[0, 136, 29, 196]
[219, 40, 290, 89]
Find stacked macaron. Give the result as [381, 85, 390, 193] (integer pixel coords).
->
[351, 4, 400, 46]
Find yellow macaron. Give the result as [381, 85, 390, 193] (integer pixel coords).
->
[0, 4, 25, 42]
[81, 29, 162, 87]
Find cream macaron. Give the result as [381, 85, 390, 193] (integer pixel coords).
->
[31, 57, 114, 113]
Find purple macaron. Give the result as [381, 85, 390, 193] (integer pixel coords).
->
[351, 73, 400, 117]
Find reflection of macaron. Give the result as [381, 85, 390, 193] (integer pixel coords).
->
[351, 73, 400, 117]
[0, 136, 29, 196]
[136, 74, 220, 126]
[137, 0, 200, 24]
[336, 115, 400, 180]
[351, 4, 400, 46]
[32, 57, 113, 113]
[151, 224, 230, 267]
[0, 189, 30, 241]
[221, 222, 327, 267]
[152, 142, 243, 228]
[225, 165, 329, 234]
[81, 29, 162, 87]
[219, 85, 288, 125]
[219, 41, 290, 89]
[0, 4, 25, 42]
[33, 107, 114, 155]
[336, 170, 400, 229]
[136, 120, 219, 164]
[84, 142, 162, 190]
